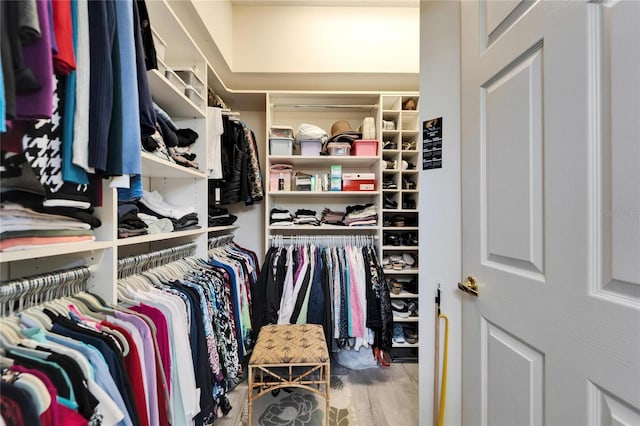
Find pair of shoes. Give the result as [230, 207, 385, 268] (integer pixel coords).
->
[407, 301, 418, 317]
[403, 98, 417, 111]
[401, 160, 416, 170]
[392, 300, 410, 318]
[402, 198, 416, 209]
[384, 197, 398, 209]
[402, 252, 416, 267]
[402, 278, 418, 294]
[383, 140, 397, 150]
[383, 233, 401, 246]
[402, 232, 418, 245]
[402, 140, 417, 150]
[382, 179, 397, 189]
[374, 347, 392, 367]
[384, 160, 397, 170]
[383, 120, 396, 130]
[390, 279, 404, 295]
[403, 325, 418, 344]
[392, 323, 406, 343]
[402, 177, 416, 190]
[391, 215, 405, 227]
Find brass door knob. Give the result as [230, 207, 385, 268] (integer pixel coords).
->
[458, 276, 478, 296]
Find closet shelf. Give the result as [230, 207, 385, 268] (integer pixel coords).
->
[390, 291, 419, 299]
[0, 241, 113, 263]
[383, 268, 420, 275]
[392, 316, 419, 323]
[268, 155, 379, 168]
[147, 69, 205, 119]
[117, 228, 205, 246]
[383, 226, 419, 232]
[392, 342, 420, 348]
[207, 225, 240, 233]
[269, 191, 379, 198]
[141, 152, 206, 178]
[269, 224, 379, 231]
[381, 245, 419, 250]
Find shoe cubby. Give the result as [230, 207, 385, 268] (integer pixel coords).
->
[380, 94, 420, 358]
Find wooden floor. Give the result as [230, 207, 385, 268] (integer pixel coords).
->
[218, 361, 420, 426]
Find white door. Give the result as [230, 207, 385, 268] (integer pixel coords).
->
[460, 1, 640, 425]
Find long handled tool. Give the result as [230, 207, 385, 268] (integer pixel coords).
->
[433, 285, 450, 426]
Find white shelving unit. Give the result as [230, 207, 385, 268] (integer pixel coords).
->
[0, 0, 235, 304]
[264, 92, 383, 242]
[380, 94, 420, 355]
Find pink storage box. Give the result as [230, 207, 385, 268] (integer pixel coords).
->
[352, 140, 378, 156]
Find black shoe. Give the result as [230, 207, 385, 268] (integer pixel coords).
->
[384, 197, 398, 209]
[402, 198, 416, 209]
[402, 232, 418, 246]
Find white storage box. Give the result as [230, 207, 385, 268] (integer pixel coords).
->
[185, 86, 205, 104]
[269, 137, 293, 155]
[299, 139, 322, 156]
[165, 69, 187, 92]
[175, 69, 205, 97]
[270, 125, 294, 139]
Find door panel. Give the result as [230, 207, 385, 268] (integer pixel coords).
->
[483, 46, 544, 276]
[599, 0, 640, 298]
[483, 319, 543, 426]
[462, 1, 640, 425]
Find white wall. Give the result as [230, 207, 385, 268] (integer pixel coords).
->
[230, 5, 419, 74]
[419, 1, 461, 425]
[191, 0, 235, 68]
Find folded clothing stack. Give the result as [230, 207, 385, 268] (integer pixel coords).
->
[270, 208, 293, 225]
[343, 203, 377, 227]
[320, 208, 345, 226]
[208, 206, 238, 227]
[293, 209, 320, 226]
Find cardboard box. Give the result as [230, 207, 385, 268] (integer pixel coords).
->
[342, 173, 376, 191]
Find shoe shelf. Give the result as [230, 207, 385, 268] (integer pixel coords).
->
[390, 291, 419, 299]
[383, 226, 419, 232]
[393, 316, 419, 323]
[380, 95, 420, 357]
[393, 342, 419, 348]
[383, 268, 420, 275]
[382, 245, 418, 250]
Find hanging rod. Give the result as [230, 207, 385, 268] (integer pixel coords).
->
[117, 242, 197, 279]
[208, 234, 235, 249]
[0, 266, 91, 315]
[269, 234, 378, 248]
[272, 104, 378, 111]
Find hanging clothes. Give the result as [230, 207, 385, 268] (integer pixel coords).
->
[253, 237, 392, 355]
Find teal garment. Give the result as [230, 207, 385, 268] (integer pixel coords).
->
[62, 0, 89, 184]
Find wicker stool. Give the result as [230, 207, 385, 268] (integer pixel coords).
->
[248, 324, 330, 426]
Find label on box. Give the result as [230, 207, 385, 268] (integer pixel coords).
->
[342, 173, 375, 180]
[359, 183, 375, 190]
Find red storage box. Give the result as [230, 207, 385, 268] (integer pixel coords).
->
[342, 173, 376, 191]
[352, 140, 378, 156]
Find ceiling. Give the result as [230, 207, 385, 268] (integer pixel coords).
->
[230, 0, 419, 6]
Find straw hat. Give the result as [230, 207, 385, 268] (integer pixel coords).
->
[330, 120, 352, 136]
